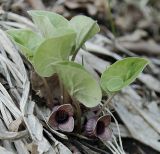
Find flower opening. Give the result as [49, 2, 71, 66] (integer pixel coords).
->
[48, 104, 74, 132]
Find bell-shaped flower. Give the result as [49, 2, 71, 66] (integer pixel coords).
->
[85, 115, 112, 140]
[48, 104, 74, 132]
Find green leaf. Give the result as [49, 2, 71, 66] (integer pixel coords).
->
[33, 30, 76, 77]
[28, 10, 69, 38]
[100, 57, 149, 92]
[70, 15, 100, 50]
[55, 62, 102, 107]
[7, 29, 43, 62]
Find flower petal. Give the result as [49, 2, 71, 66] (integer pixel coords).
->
[58, 104, 74, 116]
[97, 127, 112, 141]
[48, 104, 74, 130]
[58, 116, 74, 132]
[85, 118, 97, 136]
[98, 115, 111, 127]
[48, 113, 58, 129]
[52, 105, 60, 113]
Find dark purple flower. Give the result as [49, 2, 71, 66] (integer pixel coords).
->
[85, 115, 112, 141]
[48, 104, 74, 132]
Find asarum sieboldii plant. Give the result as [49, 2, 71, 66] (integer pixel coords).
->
[85, 115, 112, 141]
[48, 104, 74, 132]
[7, 10, 149, 140]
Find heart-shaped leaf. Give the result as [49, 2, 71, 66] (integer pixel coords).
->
[33, 30, 76, 77]
[7, 29, 44, 62]
[100, 57, 149, 92]
[55, 62, 102, 107]
[70, 15, 100, 51]
[28, 10, 69, 38]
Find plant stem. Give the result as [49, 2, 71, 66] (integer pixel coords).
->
[41, 77, 53, 108]
[59, 78, 82, 131]
[113, 135, 124, 154]
[106, 108, 124, 152]
[106, 0, 116, 36]
[58, 76, 72, 105]
[96, 92, 116, 116]
[71, 49, 79, 61]
[108, 141, 122, 154]
[72, 98, 81, 132]
[63, 86, 72, 104]
[58, 77, 64, 104]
